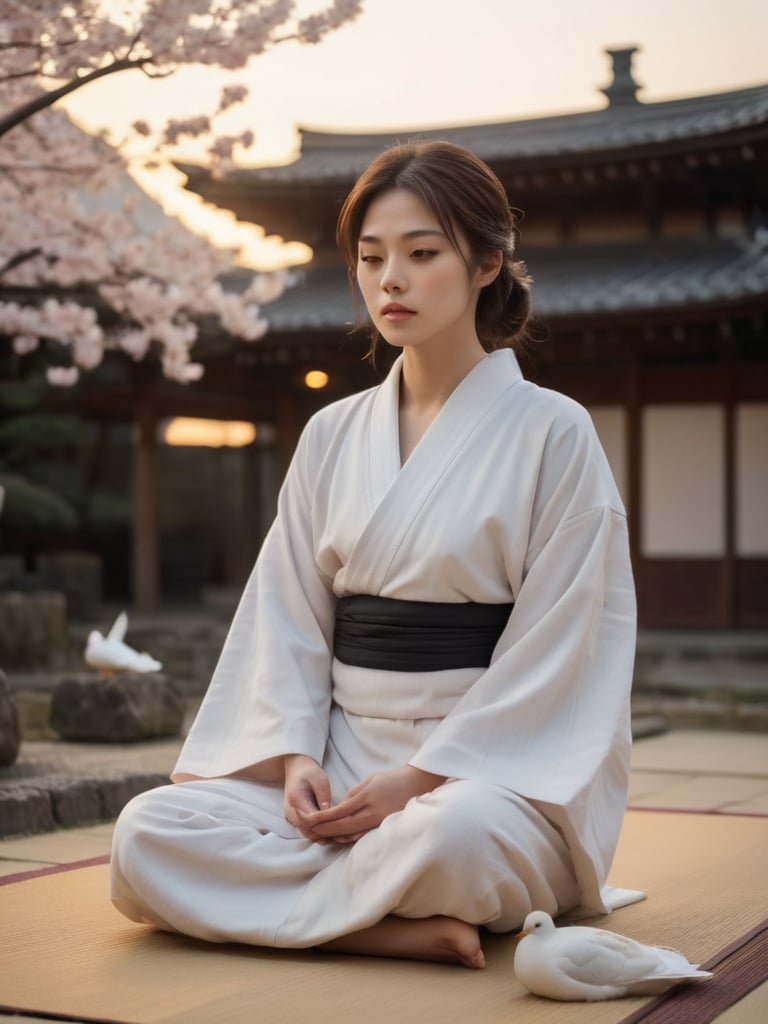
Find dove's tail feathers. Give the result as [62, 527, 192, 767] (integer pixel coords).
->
[627, 970, 712, 997]
[626, 970, 712, 995]
[654, 967, 713, 981]
[654, 947, 711, 977]
[107, 611, 129, 642]
[133, 654, 162, 672]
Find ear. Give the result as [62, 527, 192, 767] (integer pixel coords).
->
[476, 249, 503, 288]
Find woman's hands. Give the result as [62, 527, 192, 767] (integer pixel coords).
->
[284, 760, 446, 846]
[283, 754, 333, 841]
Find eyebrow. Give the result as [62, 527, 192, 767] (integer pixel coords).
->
[358, 229, 446, 243]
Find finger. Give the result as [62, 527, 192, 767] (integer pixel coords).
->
[287, 793, 332, 830]
[291, 806, 330, 836]
[297, 778, 331, 814]
[310, 773, 332, 811]
[310, 811, 369, 838]
[289, 783, 317, 814]
[288, 818, 330, 844]
[303, 809, 356, 831]
[305, 791, 366, 825]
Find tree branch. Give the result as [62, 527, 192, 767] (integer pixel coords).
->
[0, 56, 152, 139]
[0, 162, 105, 174]
[0, 41, 42, 51]
[0, 69, 45, 83]
[0, 249, 44, 280]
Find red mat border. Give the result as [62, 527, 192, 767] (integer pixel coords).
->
[0, 853, 110, 886]
[627, 805, 768, 819]
[619, 917, 768, 1024]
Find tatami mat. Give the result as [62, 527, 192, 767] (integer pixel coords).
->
[1, 810, 767, 1024]
[627, 730, 768, 815]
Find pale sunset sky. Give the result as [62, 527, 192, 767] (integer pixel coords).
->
[64, 0, 768, 269]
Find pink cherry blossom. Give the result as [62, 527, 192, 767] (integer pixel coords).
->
[47, 366, 81, 386]
[0, 0, 363, 385]
[12, 335, 40, 355]
[118, 328, 152, 361]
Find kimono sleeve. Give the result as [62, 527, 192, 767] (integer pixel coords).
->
[409, 403, 637, 910]
[172, 418, 335, 783]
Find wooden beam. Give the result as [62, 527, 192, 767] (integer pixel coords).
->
[276, 389, 301, 479]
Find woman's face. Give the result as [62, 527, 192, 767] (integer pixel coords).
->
[356, 189, 489, 354]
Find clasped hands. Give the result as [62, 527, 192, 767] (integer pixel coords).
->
[283, 754, 445, 845]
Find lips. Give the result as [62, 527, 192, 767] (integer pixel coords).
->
[381, 303, 416, 320]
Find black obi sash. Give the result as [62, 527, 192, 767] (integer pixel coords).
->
[333, 595, 514, 673]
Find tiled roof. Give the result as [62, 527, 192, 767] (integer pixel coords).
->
[263, 237, 768, 333]
[216, 84, 768, 187]
[526, 236, 768, 317]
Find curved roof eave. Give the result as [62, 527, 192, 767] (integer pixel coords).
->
[185, 82, 768, 190]
[260, 237, 768, 333]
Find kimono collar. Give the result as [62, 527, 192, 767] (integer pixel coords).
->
[368, 347, 524, 501]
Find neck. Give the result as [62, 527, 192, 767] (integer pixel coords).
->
[400, 338, 487, 414]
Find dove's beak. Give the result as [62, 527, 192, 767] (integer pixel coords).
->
[515, 928, 530, 939]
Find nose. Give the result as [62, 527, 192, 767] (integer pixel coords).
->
[380, 257, 405, 293]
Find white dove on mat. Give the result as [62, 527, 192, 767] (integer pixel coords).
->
[513, 911, 712, 1002]
[85, 611, 162, 676]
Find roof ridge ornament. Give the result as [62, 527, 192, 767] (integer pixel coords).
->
[601, 46, 642, 106]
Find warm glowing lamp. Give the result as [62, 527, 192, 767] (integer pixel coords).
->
[163, 418, 257, 447]
[304, 370, 329, 390]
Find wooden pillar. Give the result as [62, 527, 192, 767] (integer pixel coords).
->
[133, 390, 159, 613]
[721, 323, 736, 627]
[626, 350, 642, 570]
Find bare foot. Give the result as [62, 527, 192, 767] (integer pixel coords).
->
[317, 915, 485, 969]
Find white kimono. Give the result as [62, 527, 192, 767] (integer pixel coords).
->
[111, 349, 641, 946]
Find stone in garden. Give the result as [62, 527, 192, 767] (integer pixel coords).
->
[0, 590, 69, 669]
[50, 672, 185, 742]
[0, 668, 21, 766]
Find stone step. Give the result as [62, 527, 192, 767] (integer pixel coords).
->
[633, 657, 768, 697]
[0, 770, 172, 838]
[632, 695, 768, 733]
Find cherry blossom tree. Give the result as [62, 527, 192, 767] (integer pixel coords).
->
[0, 0, 362, 386]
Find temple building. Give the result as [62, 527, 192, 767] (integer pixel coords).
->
[14, 48, 765, 628]
[172, 48, 768, 630]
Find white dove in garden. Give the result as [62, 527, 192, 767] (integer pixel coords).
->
[85, 611, 162, 676]
[514, 910, 712, 1002]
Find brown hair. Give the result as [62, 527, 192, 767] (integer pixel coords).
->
[335, 140, 532, 363]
